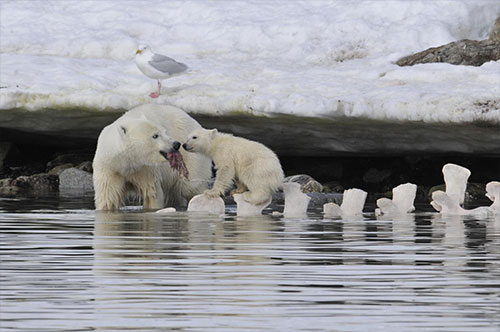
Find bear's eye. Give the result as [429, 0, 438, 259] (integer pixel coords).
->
[192, 136, 197, 139]
[152, 134, 159, 139]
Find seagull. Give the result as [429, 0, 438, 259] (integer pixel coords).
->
[135, 45, 188, 98]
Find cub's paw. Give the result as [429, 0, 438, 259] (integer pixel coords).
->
[203, 190, 220, 199]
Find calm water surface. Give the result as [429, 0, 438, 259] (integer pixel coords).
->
[1, 194, 499, 331]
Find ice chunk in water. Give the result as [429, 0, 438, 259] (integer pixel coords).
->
[233, 193, 271, 217]
[431, 190, 490, 217]
[324, 188, 367, 217]
[376, 183, 416, 215]
[283, 182, 310, 218]
[187, 194, 225, 215]
[340, 188, 367, 216]
[155, 207, 176, 213]
[486, 181, 500, 214]
[443, 163, 470, 206]
[392, 183, 417, 213]
[323, 202, 343, 217]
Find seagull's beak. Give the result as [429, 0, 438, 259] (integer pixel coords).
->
[136, 50, 142, 54]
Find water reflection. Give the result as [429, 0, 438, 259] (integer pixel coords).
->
[1, 197, 499, 331]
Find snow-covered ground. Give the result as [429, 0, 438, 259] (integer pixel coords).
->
[1, 0, 499, 123]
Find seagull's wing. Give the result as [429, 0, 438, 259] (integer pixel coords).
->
[149, 53, 188, 75]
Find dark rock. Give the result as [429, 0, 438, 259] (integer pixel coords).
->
[489, 15, 500, 41]
[465, 183, 487, 202]
[428, 183, 487, 204]
[363, 168, 392, 184]
[396, 39, 500, 67]
[76, 161, 93, 173]
[271, 191, 342, 207]
[16, 174, 59, 192]
[322, 181, 344, 193]
[48, 163, 74, 175]
[428, 184, 446, 199]
[0, 142, 13, 173]
[0, 173, 58, 195]
[47, 152, 94, 170]
[0, 177, 30, 196]
[284, 174, 323, 192]
[59, 168, 94, 192]
[307, 192, 343, 207]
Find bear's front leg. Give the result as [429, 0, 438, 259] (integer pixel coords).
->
[205, 165, 235, 198]
[143, 181, 165, 209]
[129, 169, 165, 210]
[93, 168, 126, 210]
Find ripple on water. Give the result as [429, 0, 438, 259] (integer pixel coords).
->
[1, 196, 499, 331]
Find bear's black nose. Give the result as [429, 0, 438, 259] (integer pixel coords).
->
[172, 141, 181, 151]
[182, 143, 188, 150]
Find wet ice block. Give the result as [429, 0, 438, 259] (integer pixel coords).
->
[443, 163, 471, 206]
[340, 188, 367, 215]
[187, 194, 225, 215]
[431, 190, 461, 214]
[283, 182, 311, 218]
[486, 181, 500, 214]
[323, 202, 343, 217]
[375, 198, 398, 216]
[155, 207, 176, 213]
[392, 183, 417, 213]
[233, 193, 272, 217]
[431, 190, 490, 217]
[376, 183, 417, 215]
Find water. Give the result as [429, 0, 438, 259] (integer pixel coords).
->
[1, 195, 499, 332]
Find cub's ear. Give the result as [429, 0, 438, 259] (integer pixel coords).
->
[119, 126, 127, 136]
[210, 128, 218, 137]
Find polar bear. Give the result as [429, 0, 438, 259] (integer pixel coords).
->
[183, 128, 284, 205]
[93, 104, 212, 210]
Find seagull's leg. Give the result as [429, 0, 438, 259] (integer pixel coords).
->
[149, 80, 161, 98]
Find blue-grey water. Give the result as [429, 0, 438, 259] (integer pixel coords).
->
[1, 194, 499, 332]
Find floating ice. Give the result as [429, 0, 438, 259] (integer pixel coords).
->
[486, 181, 500, 214]
[443, 163, 471, 206]
[376, 183, 417, 215]
[282, 182, 310, 218]
[323, 202, 343, 217]
[341, 188, 368, 215]
[155, 207, 176, 214]
[324, 188, 367, 217]
[233, 193, 271, 217]
[187, 193, 225, 215]
[431, 190, 490, 217]
[271, 211, 283, 217]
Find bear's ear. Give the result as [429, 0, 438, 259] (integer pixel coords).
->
[210, 128, 218, 137]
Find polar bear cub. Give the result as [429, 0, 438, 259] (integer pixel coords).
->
[183, 128, 284, 205]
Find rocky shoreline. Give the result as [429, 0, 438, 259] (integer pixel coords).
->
[1, 143, 496, 209]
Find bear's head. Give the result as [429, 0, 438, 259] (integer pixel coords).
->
[119, 120, 181, 166]
[183, 128, 217, 154]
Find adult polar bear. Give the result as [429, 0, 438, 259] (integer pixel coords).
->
[93, 104, 212, 210]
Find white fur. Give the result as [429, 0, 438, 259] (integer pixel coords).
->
[183, 128, 284, 205]
[93, 104, 212, 210]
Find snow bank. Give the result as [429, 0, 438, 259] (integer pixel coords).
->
[1, 0, 499, 123]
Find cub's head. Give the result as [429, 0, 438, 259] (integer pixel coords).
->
[119, 120, 181, 165]
[182, 128, 217, 154]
